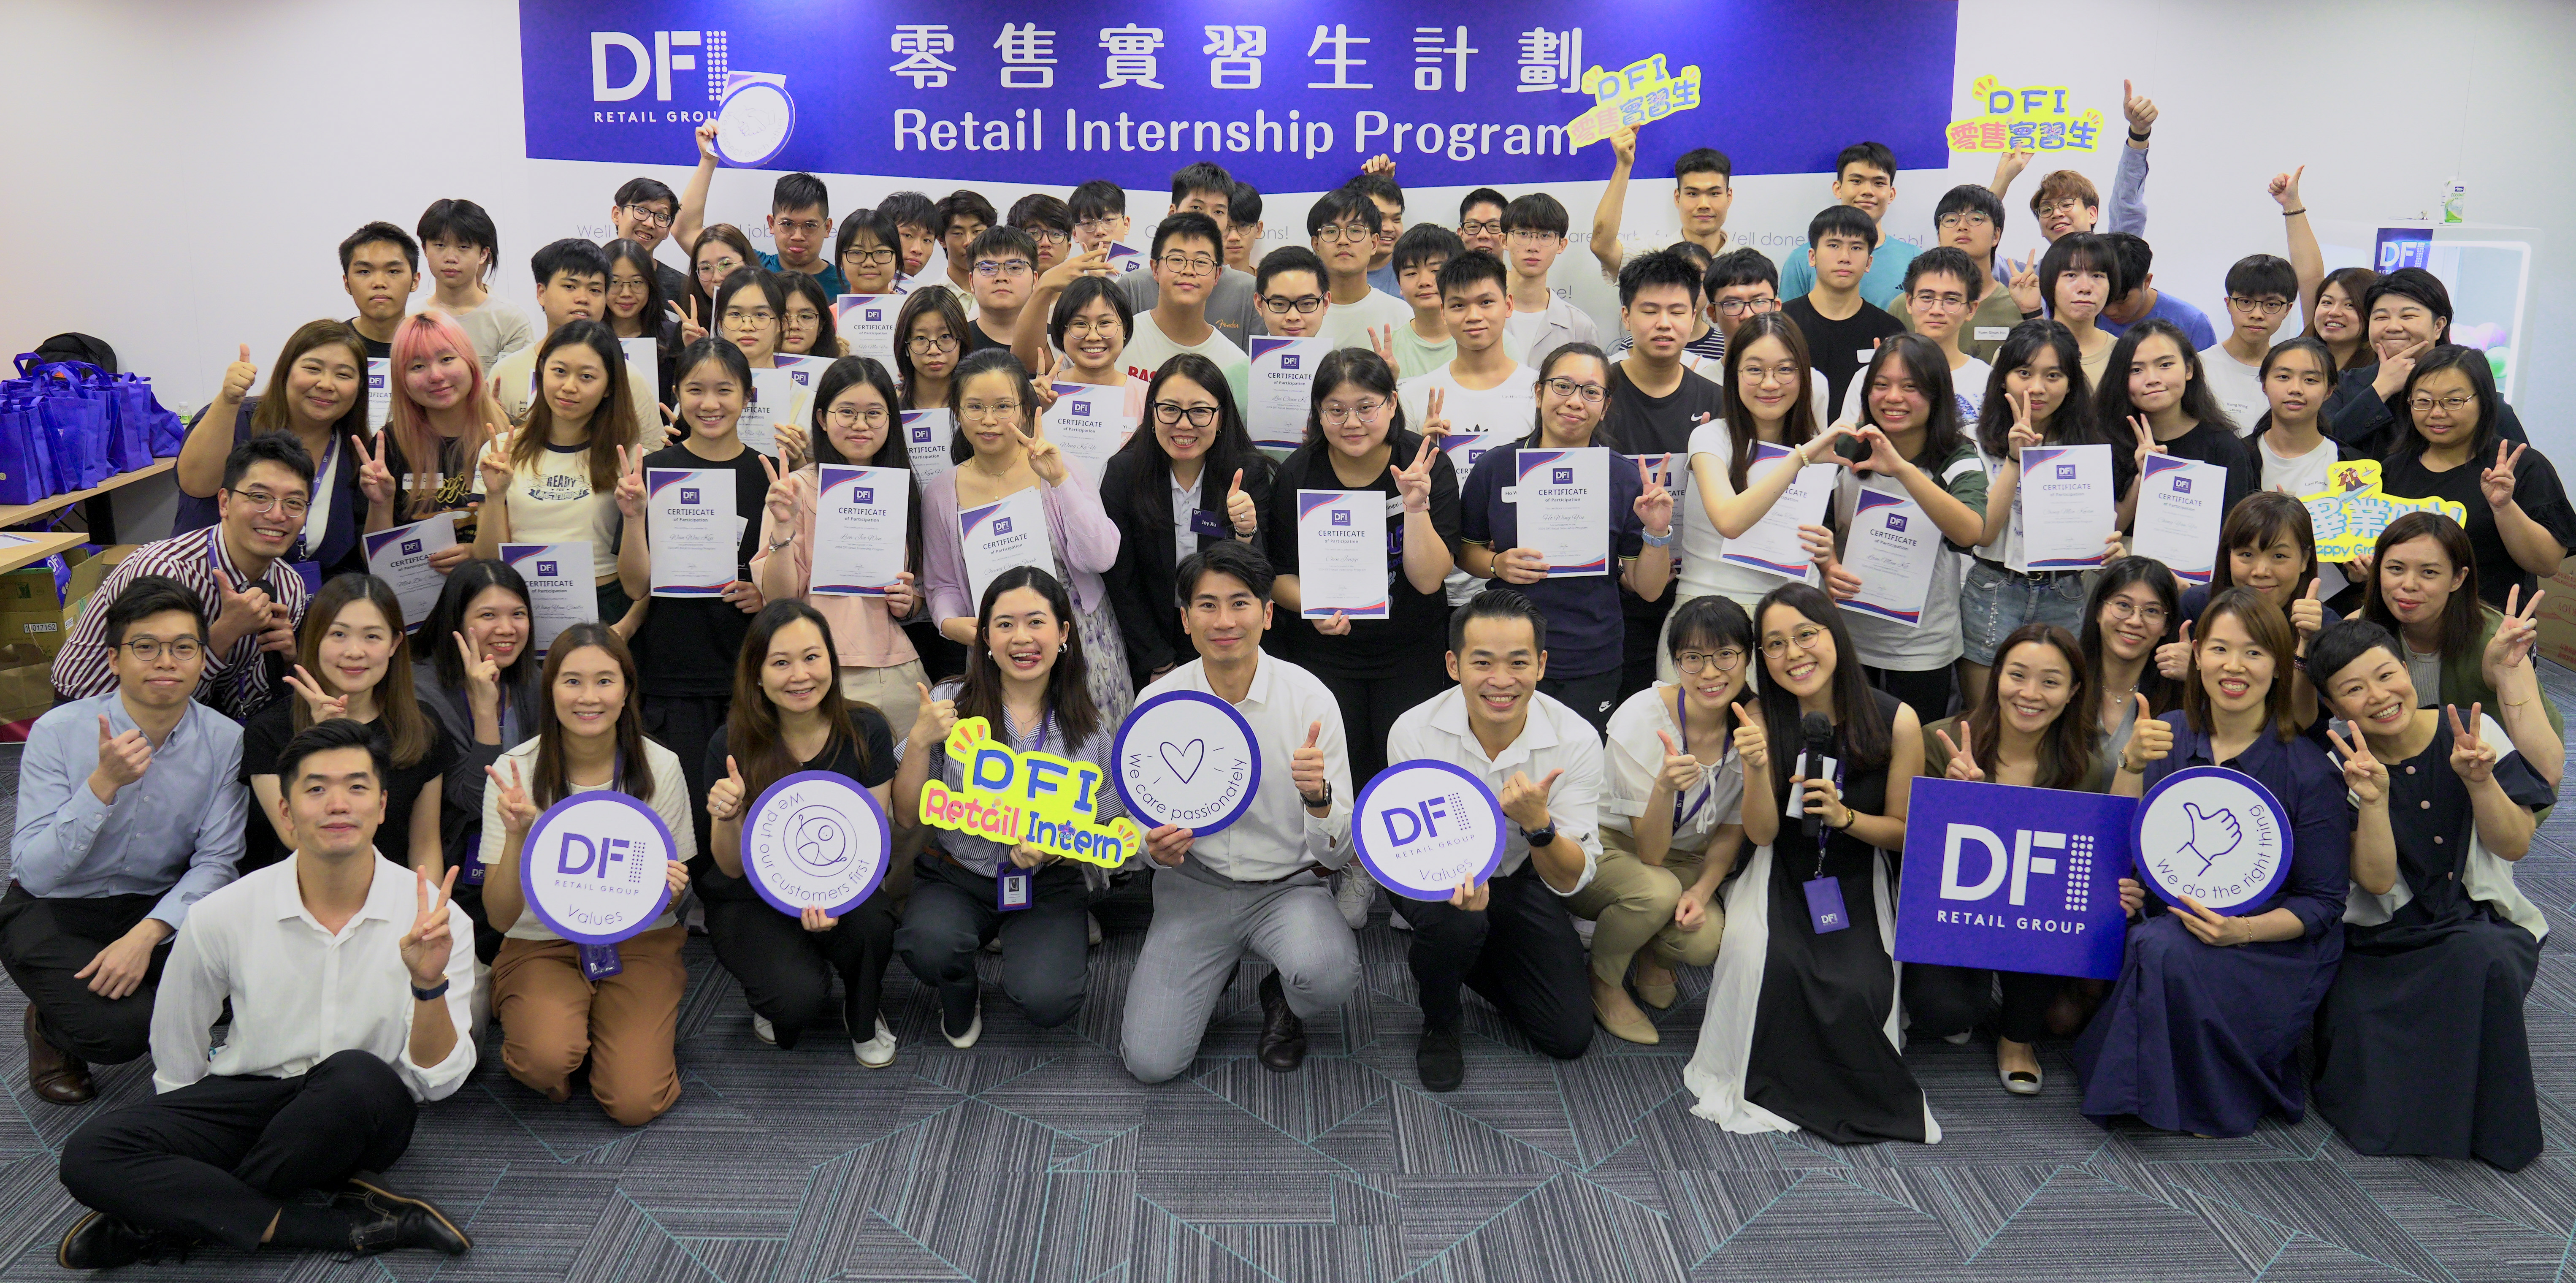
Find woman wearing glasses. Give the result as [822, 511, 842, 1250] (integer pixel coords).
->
[2374, 347, 2573, 612]
[834, 207, 906, 298]
[603, 238, 678, 410]
[919, 348, 1132, 721]
[177, 320, 374, 582]
[713, 268, 787, 374]
[2080, 556, 2184, 763]
[1678, 315, 1840, 648]
[687, 225, 758, 336]
[893, 288, 972, 680]
[1574, 596, 1752, 1046]
[779, 273, 843, 360]
[1685, 582, 1936, 1144]
[1100, 353, 1272, 688]
[1048, 276, 1149, 427]
[754, 356, 929, 733]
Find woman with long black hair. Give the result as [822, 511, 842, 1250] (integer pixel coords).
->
[1099, 352, 1273, 688]
[1960, 319, 2106, 704]
[2078, 556, 2183, 763]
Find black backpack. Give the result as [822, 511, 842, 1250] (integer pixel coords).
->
[29, 332, 116, 374]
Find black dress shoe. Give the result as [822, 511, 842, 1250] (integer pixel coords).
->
[334, 1174, 472, 1256]
[58, 1211, 192, 1270]
[1256, 972, 1307, 1073]
[1416, 1026, 1464, 1093]
[27, 1004, 94, 1105]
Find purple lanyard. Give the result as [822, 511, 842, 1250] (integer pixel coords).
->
[1668, 687, 1708, 830]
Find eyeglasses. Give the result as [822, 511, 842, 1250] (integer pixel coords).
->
[773, 218, 829, 237]
[697, 258, 742, 279]
[1505, 229, 1561, 246]
[961, 400, 1023, 421]
[225, 486, 310, 517]
[784, 309, 821, 327]
[721, 308, 777, 327]
[906, 333, 958, 353]
[1760, 624, 1830, 660]
[1316, 225, 1375, 244]
[1061, 317, 1123, 337]
[1935, 212, 1993, 231]
[1715, 296, 1780, 317]
[1459, 219, 1503, 237]
[1157, 253, 1219, 276]
[2228, 296, 2292, 317]
[2037, 198, 2089, 218]
[1541, 377, 1606, 404]
[1910, 290, 1969, 310]
[1675, 648, 1746, 674]
[973, 260, 1034, 279]
[2410, 393, 2476, 415]
[1153, 401, 1221, 427]
[1073, 218, 1119, 236]
[620, 204, 674, 229]
[825, 406, 891, 429]
[1259, 294, 1325, 315]
[1022, 228, 1070, 247]
[1318, 399, 1388, 426]
[120, 636, 205, 664]
[844, 247, 898, 267]
[2104, 599, 2168, 626]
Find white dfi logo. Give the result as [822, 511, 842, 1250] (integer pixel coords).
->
[1940, 824, 2095, 911]
[592, 30, 727, 101]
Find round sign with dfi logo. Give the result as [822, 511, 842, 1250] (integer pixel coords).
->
[714, 75, 796, 168]
[1352, 760, 1506, 902]
[742, 770, 892, 917]
[519, 792, 677, 944]
[2129, 765, 2292, 915]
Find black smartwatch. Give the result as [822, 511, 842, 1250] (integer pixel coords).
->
[410, 978, 450, 1002]
[1522, 821, 1558, 850]
[1300, 781, 1333, 809]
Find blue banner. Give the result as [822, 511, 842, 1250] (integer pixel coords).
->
[519, 0, 1958, 190]
[1893, 777, 2132, 981]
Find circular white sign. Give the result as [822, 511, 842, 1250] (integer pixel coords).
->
[1113, 690, 1262, 834]
[520, 792, 675, 944]
[1352, 760, 1506, 902]
[2130, 765, 2292, 915]
[742, 770, 892, 917]
[714, 79, 795, 168]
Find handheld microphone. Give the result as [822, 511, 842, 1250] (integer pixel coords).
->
[1799, 712, 1834, 841]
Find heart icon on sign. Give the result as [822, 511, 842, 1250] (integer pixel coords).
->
[1159, 739, 1206, 784]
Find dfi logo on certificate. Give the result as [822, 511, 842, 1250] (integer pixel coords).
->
[2056, 464, 2078, 479]
[991, 518, 1013, 535]
[679, 488, 701, 505]
[1552, 467, 1574, 484]
[401, 539, 423, 555]
[854, 487, 875, 504]
[1331, 510, 1352, 526]
[536, 561, 559, 577]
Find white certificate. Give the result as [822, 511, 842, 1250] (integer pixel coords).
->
[2131, 454, 2227, 585]
[957, 486, 1051, 606]
[736, 366, 797, 458]
[500, 543, 600, 654]
[1105, 241, 1149, 274]
[834, 291, 905, 367]
[902, 410, 956, 483]
[619, 336, 659, 410]
[1445, 428, 1518, 478]
[1716, 441, 1832, 584]
[1248, 336, 1327, 450]
[1042, 382, 1130, 486]
[1295, 489, 1391, 619]
[647, 468, 740, 597]
[809, 465, 909, 595]
[2011, 444, 2116, 572]
[1513, 447, 1612, 576]
[366, 358, 390, 431]
[360, 513, 458, 628]
[1840, 482, 1937, 627]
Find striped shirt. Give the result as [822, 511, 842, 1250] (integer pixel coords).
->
[49, 525, 311, 721]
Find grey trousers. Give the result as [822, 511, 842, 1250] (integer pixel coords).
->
[1119, 865, 1361, 1083]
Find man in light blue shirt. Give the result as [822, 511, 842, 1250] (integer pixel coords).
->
[1, 576, 246, 1104]
[1778, 142, 1920, 310]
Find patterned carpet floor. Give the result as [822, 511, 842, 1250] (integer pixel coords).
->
[7, 669, 2576, 1280]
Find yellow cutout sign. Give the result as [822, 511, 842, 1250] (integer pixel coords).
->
[2297, 460, 2469, 563]
[1566, 54, 1703, 151]
[916, 717, 1144, 868]
[1945, 74, 2105, 154]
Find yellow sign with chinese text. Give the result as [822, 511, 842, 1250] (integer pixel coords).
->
[1566, 54, 1702, 150]
[1945, 74, 2105, 154]
[2297, 460, 2468, 563]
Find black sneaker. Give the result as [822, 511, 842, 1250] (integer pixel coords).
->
[1256, 972, 1308, 1073]
[333, 1174, 471, 1256]
[1416, 1026, 1465, 1093]
[57, 1211, 192, 1270]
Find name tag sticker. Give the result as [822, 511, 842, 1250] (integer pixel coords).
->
[1974, 325, 2011, 342]
[1189, 509, 1229, 538]
[1499, 486, 1520, 504]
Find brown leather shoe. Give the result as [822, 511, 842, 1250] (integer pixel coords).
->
[26, 1004, 93, 1105]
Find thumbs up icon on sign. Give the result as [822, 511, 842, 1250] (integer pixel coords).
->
[2179, 803, 2242, 874]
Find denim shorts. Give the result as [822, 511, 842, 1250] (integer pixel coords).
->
[1959, 559, 2090, 666]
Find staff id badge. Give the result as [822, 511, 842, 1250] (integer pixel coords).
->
[997, 868, 1034, 911]
[1189, 509, 1229, 539]
[1804, 876, 1850, 934]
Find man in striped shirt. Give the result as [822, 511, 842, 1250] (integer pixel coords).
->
[51, 437, 312, 721]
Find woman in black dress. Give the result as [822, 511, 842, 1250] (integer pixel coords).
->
[1684, 582, 1935, 1144]
[2307, 619, 2552, 1169]
[2374, 345, 2574, 612]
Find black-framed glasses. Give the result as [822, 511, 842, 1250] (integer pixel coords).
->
[843, 247, 898, 267]
[120, 636, 205, 664]
[1459, 219, 1503, 237]
[1541, 377, 1606, 404]
[906, 334, 958, 353]
[1715, 297, 1780, 316]
[620, 204, 674, 229]
[1153, 401, 1221, 427]
[1157, 253, 1219, 276]
[1259, 295, 1324, 315]
[2227, 295, 2292, 317]
[1675, 648, 1745, 674]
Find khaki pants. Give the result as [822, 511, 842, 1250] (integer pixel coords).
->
[840, 658, 928, 735]
[1565, 827, 1723, 986]
[492, 926, 687, 1127]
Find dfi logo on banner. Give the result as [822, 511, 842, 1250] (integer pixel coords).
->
[1894, 778, 2134, 979]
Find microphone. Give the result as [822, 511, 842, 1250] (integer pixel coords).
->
[1799, 712, 1834, 841]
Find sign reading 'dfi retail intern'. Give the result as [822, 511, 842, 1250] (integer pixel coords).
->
[520, 792, 677, 944]
[1113, 690, 1261, 834]
[916, 718, 1147, 867]
[1352, 759, 1506, 901]
[742, 770, 893, 916]
[1894, 778, 2133, 981]
[2131, 766, 2292, 916]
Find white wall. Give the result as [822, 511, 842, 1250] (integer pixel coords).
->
[7, 0, 2570, 453]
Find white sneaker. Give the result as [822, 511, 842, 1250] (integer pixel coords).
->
[1943, 1031, 1974, 1045]
[1088, 911, 1103, 947]
[750, 1013, 777, 1045]
[1334, 867, 1375, 929]
[942, 998, 983, 1049]
[853, 1017, 897, 1068]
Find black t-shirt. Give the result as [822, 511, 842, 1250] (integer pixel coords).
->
[698, 712, 899, 902]
[381, 431, 482, 527]
[238, 698, 458, 873]
[1459, 443, 1645, 679]
[1603, 363, 1724, 624]
[636, 444, 772, 698]
[1782, 296, 1906, 422]
[1264, 426, 1463, 678]
[965, 318, 1014, 356]
[349, 325, 392, 361]
[2114, 419, 2259, 522]
[2381, 444, 2576, 611]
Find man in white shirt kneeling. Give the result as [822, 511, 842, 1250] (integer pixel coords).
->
[56, 719, 477, 1269]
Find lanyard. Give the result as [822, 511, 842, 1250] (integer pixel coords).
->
[1667, 686, 1709, 831]
[1809, 752, 1847, 881]
[1002, 706, 1052, 754]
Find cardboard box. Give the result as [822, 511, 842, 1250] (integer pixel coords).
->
[0, 640, 54, 727]
[2533, 556, 2576, 670]
[0, 546, 138, 658]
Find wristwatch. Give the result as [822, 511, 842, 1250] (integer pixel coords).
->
[1522, 820, 1557, 849]
[1640, 526, 1674, 548]
[410, 978, 451, 1002]
[1300, 781, 1333, 809]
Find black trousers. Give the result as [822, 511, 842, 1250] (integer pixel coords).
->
[1903, 963, 2059, 1044]
[706, 893, 899, 1047]
[894, 855, 1091, 1031]
[1537, 667, 1621, 736]
[1403, 863, 1593, 1059]
[0, 887, 164, 1064]
[1865, 664, 1955, 727]
[642, 693, 728, 871]
[58, 1050, 417, 1250]
[1311, 653, 1450, 786]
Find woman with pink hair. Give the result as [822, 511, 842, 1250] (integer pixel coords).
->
[366, 311, 507, 577]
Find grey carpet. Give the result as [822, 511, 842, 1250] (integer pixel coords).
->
[7, 670, 2576, 1281]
